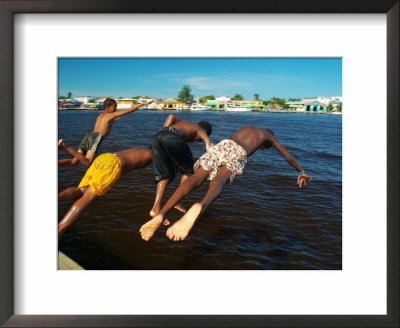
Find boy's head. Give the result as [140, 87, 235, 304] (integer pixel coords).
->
[197, 121, 212, 136]
[103, 98, 117, 112]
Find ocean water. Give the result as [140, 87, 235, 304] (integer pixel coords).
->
[58, 110, 342, 270]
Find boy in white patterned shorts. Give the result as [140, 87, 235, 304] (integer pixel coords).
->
[140, 125, 312, 242]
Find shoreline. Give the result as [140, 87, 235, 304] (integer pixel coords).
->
[59, 108, 342, 114]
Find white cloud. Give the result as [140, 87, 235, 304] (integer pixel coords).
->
[185, 76, 251, 91]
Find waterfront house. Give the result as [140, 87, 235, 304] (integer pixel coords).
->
[157, 98, 183, 110]
[74, 96, 93, 104]
[303, 96, 330, 112]
[205, 96, 230, 110]
[286, 100, 306, 112]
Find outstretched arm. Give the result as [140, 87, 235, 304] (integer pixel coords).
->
[270, 137, 311, 188]
[112, 100, 154, 119]
[164, 114, 179, 127]
[196, 128, 212, 151]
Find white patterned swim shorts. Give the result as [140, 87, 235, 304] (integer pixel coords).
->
[194, 139, 247, 183]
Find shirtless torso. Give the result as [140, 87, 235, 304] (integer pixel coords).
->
[171, 121, 201, 142]
[115, 148, 152, 175]
[230, 126, 271, 157]
[93, 112, 119, 137]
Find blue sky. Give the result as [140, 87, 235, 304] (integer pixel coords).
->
[58, 58, 342, 100]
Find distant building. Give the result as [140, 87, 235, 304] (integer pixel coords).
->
[286, 101, 305, 112]
[205, 96, 230, 110]
[95, 97, 107, 104]
[74, 96, 93, 104]
[157, 98, 183, 110]
[302, 96, 331, 112]
[205, 97, 265, 110]
[116, 99, 136, 109]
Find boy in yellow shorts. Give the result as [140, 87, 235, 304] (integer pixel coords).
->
[58, 147, 152, 239]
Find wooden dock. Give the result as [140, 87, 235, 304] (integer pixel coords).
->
[58, 251, 84, 270]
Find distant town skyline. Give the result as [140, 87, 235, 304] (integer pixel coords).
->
[58, 58, 342, 100]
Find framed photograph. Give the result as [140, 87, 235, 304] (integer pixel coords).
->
[1, 1, 398, 327]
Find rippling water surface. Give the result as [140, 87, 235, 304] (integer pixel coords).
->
[58, 110, 342, 270]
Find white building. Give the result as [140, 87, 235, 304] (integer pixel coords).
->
[303, 96, 331, 106]
[215, 96, 231, 102]
[74, 96, 93, 104]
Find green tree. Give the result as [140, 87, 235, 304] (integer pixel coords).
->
[67, 92, 72, 98]
[177, 85, 194, 104]
[88, 99, 95, 103]
[231, 93, 244, 100]
[288, 98, 301, 102]
[253, 93, 260, 100]
[199, 95, 215, 104]
[132, 96, 141, 99]
[58, 95, 67, 100]
[338, 103, 342, 112]
[118, 96, 124, 99]
[270, 97, 286, 108]
[327, 103, 333, 111]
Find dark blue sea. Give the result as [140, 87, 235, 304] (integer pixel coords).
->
[58, 110, 342, 270]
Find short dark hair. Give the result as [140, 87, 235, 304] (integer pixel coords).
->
[197, 121, 212, 136]
[103, 98, 117, 108]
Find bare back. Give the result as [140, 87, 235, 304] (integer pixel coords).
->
[230, 126, 272, 157]
[93, 112, 118, 137]
[171, 121, 200, 142]
[115, 148, 152, 175]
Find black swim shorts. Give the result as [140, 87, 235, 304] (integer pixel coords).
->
[78, 132, 104, 155]
[152, 127, 195, 183]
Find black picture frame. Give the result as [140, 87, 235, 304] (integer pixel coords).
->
[0, 1, 398, 327]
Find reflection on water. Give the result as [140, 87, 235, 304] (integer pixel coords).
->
[58, 110, 342, 270]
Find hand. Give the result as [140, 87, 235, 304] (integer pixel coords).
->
[147, 99, 155, 105]
[206, 142, 214, 151]
[297, 173, 311, 188]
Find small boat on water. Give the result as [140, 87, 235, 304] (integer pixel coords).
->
[190, 104, 210, 111]
[226, 106, 252, 112]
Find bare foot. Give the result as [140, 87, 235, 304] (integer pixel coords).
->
[140, 214, 164, 241]
[58, 139, 66, 150]
[173, 203, 187, 214]
[166, 203, 202, 241]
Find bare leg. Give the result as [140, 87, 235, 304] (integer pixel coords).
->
[166, 166, 231, 241]
[58, 139, 91, 167]
[58, 186, 86, 202]
[58, 158, 79, 166]
[140, 168, 209, 241]
[150, 179, 169, 217]
[58, 187, 97, 240]
[173, 173, 192, 214]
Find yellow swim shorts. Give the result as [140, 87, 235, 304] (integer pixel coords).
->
[78, 153, 122, 196]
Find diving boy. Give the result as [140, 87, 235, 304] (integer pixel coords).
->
[58, 98, 154, 167]
[149, 114, 212, 217]
[58, 147, 152, 239]
[140, 125, 311, 241]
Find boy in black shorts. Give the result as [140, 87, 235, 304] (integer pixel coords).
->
[145, 114, 212, 219]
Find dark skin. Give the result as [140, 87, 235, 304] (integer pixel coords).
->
[149, 114, 212, 218]
[140, 125, 311, 242]
[58, 148, 152, 240]
[58, 100, 154, 167]
[164, 114, 212, 147]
